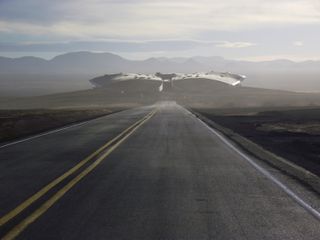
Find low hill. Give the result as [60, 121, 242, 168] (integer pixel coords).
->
[173, 79, 318, 108]
[1, 78, 320, 110]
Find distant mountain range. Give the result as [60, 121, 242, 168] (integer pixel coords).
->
[1, 51, 320, 96]
[1, 51, 320, 75]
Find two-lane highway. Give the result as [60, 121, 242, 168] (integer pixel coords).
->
[0, 102, 319, 239]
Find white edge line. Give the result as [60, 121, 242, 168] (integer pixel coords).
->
[0, 107, 151, 150]
[0, 110, 129, 150]
[0, 120, 91, 150]
[188, 109, 320, 221]
[0, 105, 155, 150]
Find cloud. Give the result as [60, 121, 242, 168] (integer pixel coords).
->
[293, 41, 304, 47]
[0, 0, 319, 39]
[216, 41, 256, 48]
[0, 0, 319, 61]
[0, 40, 215, 52]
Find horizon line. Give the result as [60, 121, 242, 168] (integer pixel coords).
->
[0, 51, 320, 63]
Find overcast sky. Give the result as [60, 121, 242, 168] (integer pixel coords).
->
[0, 0, 319, 61]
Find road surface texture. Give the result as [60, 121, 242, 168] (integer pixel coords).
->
[0, 102, 319, 240]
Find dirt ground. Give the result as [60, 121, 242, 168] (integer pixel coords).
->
[0, 108, 125, 144]
[193, 107, 320, 176]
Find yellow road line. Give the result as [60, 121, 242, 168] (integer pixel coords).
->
[2, 110, 156, 240]
[0, 109, 156, 227]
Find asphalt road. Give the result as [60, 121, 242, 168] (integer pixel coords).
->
[0, 102, 319, 240]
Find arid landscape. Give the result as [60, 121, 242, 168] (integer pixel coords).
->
[2, 76, 320, 109]
[1, 1, 320, 238]
[2, 74, 320, 180]
[0, 108, 124, 144]
[193, 107, 320, 176]
[2, 52, 320, 98]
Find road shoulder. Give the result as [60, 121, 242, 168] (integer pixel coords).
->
[189, 108, 320, 195]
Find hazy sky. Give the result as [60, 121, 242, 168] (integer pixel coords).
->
[0, 0, 319, 61]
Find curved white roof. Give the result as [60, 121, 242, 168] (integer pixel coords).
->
[111, 72, 246, 86]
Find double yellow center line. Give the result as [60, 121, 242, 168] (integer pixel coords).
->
[0, 109, 157, 240]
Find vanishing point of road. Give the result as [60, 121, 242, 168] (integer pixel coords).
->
[0, 102, 319, 239]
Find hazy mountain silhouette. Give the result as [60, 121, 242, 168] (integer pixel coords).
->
[1, 51, 320, 96]
[2, 51, 320, 75]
